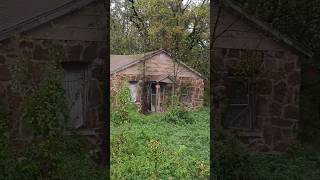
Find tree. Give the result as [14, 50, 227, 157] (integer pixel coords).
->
[111, 0, 209, 78]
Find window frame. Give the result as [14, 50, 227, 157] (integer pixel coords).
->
[224, 76, 256, 130]
[62, 63, 88, 129]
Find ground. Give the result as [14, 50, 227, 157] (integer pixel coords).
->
[110, 107, 210, 179]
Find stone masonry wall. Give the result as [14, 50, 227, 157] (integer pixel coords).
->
[110, 73, 204, 110]
[178, 76, 204, 108]
[213, 47, 301, 152]
[0, 37, 107, 160]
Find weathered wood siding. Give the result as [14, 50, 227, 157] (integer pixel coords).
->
[212, 6, 285, 51]
[117, 53, 200, 79]
[25, 1, 107, 41]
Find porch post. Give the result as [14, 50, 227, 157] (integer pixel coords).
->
[156, 83, 160, 112]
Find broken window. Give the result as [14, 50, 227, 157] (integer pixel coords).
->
[223, 77, 255, 129]
[62, 64, 88, 129]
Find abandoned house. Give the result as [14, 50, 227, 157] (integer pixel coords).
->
[212, 0, 313, 152]
[110, 49, 206, 112]
[0, 0, 107, 162]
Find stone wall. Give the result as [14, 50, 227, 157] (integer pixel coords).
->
[110, 73, 204, 110]
[178, 76, 204, 108]
[213, 47, 301, 152]
[0, 37, 107, 160]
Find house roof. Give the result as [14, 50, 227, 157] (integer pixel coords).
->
[218, 0, 313, 58]
[110, 50, 158, 73]
[110, 49, 207, 80]
[0, 0, 99, 42]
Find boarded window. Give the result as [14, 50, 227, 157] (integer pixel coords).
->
[223, 77, 255, 129]
[63, 64, 88, 129]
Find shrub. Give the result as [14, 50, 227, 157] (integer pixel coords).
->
[162, 95, 193, 124]
[0, 100, 18, 180]
[111, 80, 135, 125]
[214, 129, 255, 180]
[214, 128, 320, 180]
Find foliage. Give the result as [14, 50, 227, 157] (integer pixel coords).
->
[162, 103, 193, 124]
[21, 43, 69, 138]
[111, 79, 136, 125]
[214, 129, 320, 180]
[111, 107, 210, 179]
[0, 99, 9, 138]
[214, 129, 255, 180]
[0, 100, 18, 180]
[22, 74, 69, 138]
[299, 80, 320, 148]
[0, 40, 107, 179]
[15, 135, 107, 180]
[111, 0, 209, 78]
[235, 0, 316, 50]
[232, 51, 263, 77]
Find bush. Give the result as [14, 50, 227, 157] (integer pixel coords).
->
[162, 96, 193, 124]
[15, 135, 107, 180]
[0, 100, 18, 180]
[162, 105, 193, 124]
[214, 130, 255, 180]
[214, 129, 320, 180]
[111, 80, 135, 125]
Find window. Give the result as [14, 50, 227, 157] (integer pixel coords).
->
[180, 86, 190, 102]
[128, 81, 138, 102]
[223, 77, 255, 129]
[63, 64, 88, 129]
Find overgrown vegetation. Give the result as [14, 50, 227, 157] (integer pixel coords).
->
[0, 40, 107, 179]
[111, 83, 209, 179]
[111, 108, 210, 179]
[214, 130, 320, 180]
[110, 79, 134, 125]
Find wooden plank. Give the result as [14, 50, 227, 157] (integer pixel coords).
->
[24, 1, 107, 41]
[27, 27, 106, 41]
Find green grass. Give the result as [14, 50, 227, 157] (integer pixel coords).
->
[215, 130, 320, 180]
[111, 107, 210, 179]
